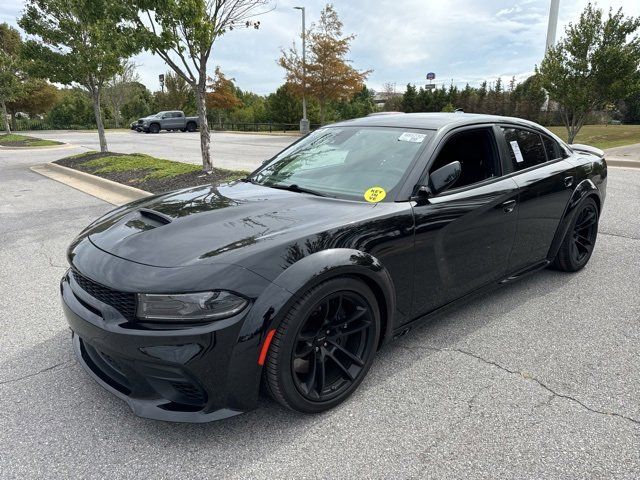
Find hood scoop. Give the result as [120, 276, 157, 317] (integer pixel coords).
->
[138, 208, 173, 226]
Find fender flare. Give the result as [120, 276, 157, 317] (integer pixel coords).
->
[223, 249, 397, 412]
[547, 179, 602, 260]
[248, 248, 396, 347]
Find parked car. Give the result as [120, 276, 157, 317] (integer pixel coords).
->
[61, 113, 606, 422]
[134, 111, 199, 133]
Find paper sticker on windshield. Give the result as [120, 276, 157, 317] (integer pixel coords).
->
[364, 187, 386, 203]
[510, 141, 525, 163]
[398, 132, 427, 143]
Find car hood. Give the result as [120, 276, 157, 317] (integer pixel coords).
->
[85, 182, 377, 268]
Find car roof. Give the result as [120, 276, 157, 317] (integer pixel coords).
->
[331, 112, 543, 131]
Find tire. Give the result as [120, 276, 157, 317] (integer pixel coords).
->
[149, 123, 160, 134]
[180, 128, 187, 132]
[552, 197, 599, 272]
[264, 277, 380, 414]
[186, 122, 197, 132]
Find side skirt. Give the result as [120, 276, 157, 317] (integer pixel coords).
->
[390, 260, 551, 340]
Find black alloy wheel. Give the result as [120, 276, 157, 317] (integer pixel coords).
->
[187, 122, 197, 132]
[264, 278, 380, 413]
[553, 197, 599, 272]
[149, 123, 160, 134]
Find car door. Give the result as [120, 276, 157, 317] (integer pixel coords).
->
[172, 112, 185, 129]
[497, 126, 575, 273]
[409, 125, 519, 319]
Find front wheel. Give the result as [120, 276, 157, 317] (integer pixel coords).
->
[264, 277, 380, 413]
[553, 197, 599, 272]
[149, 123, 160, 134]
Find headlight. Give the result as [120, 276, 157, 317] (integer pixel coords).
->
[136, 291, 248, 322]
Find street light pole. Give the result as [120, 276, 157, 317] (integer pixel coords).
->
[546, 0, 560, 52]
[294, 6, 309, 134]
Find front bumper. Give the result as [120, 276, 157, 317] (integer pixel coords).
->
[60, 265, 274, 422]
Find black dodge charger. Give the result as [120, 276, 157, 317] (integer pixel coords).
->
[61, 113, 607, 422]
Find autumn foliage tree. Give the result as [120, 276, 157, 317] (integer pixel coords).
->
[6, 78, 58, 130]
[206, 66, 241, 128]
[279, 4, 371, 124]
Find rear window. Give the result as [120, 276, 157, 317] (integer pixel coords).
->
[542, 136, 562, 161]
[502, 127, 547, 171]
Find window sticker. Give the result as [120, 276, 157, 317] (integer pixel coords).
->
[510, 140, 525, 163]
[398, 132, 427, 143]
[364, 186, 386, 203]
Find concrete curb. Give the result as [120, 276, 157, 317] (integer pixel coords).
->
[606, 157, 640, 169]
[0, 142, 72, 151]
[30, 163, 152, 206]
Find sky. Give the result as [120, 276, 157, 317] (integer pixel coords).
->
[2, 0, 640, 95]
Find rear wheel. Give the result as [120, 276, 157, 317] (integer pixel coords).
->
[553, 197, 599, 272]
[264, 278, 380, 413]
[186, 122, 197, 132]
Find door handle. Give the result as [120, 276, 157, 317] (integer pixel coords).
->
[564, 176, 574, 188]
[502, 200, 516, 213]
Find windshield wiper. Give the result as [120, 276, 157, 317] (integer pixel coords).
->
[268, 183, 327, 197]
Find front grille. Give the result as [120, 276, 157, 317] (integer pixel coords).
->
[71, 270, 136, 320]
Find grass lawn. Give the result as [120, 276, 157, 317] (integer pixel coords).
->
[547, 124, 640, 149]
[0, 133, 63, 147]
[55, 151, 248, 194]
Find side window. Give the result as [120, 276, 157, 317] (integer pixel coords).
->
[430, 128, 501, 191]
[542, 136, 561, 161]
[502, 127, 547, 170]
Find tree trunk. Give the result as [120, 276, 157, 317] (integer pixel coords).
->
[1, 100, 11, 134]
[90, 86, 108, 152]
[11, 112, 17, 132]
[196, 82, 212, 171]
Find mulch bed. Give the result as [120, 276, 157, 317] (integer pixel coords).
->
[55, 152, 239, 194]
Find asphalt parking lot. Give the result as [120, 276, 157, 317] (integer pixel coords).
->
[1, 137, 639, 479]
[30, 129, 298, 171]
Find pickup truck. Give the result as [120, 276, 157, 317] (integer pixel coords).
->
[134, 111, 199, 133]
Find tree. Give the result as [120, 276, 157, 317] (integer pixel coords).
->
[103, 60, 139, 128]
[121, 82, 154, 121]
[266, 84, 302, 124]
[206, 66, 241, 128]
[6, 79, 58, 129]
[154, 71, 195, 113]
[539, 3, 640, 143]
[20, 0, 138, 151]
[0, 23, 23, 133]
[335, 85, 375, 119]
[46, 88, 95, 128]
[402, 84, 418, 112]
[279, 4, 371, 124]
[126, 0, 270, 171]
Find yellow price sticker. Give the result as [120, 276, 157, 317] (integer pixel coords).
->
[364, 186, 386, 203]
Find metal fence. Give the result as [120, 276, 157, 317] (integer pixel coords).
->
[211, 122, 321, 133]
[10, 118, 121, 131]
[10, 118, 319, 133]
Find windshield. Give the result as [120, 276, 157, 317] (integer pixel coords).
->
[250, 127, 434, 202]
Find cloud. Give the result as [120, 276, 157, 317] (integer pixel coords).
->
[4, 0, 640, 94]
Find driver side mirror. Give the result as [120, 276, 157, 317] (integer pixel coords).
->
[428, 161, 461, 195]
